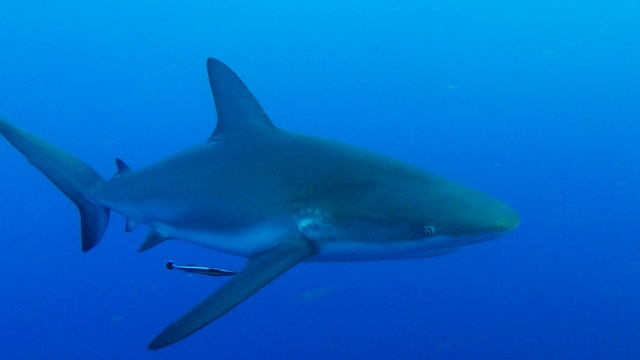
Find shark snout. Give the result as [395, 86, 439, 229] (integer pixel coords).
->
[489, 203, 520, 234]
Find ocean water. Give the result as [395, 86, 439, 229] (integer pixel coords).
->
[1, 1, 639, 359]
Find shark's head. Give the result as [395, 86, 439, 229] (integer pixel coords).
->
[312, 167, 520, 261]
[406, 178, 520, 251]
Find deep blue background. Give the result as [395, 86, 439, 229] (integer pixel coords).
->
[1, 1, 639, 359]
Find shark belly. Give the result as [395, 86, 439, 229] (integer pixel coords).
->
[293, 207, 459, 262]
[309, 240, 462, 261]
[152, 220, 295, 257]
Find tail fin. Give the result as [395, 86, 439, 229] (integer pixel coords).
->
[0, 118, 109, 251]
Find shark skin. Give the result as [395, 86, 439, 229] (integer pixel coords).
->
[0, 58, 520, 349]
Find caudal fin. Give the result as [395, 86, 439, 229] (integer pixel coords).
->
[0, 118, 109, 251]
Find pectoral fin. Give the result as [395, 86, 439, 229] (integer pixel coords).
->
[148, 239, 316, 350]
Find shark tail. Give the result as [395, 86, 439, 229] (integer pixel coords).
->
[0, 118, 109, 251]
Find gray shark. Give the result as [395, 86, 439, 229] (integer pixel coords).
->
[0, 58, 520, 349]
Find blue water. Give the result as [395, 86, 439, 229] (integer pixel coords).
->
[1, 1, 639, 359]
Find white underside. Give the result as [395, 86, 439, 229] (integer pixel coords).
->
[308, 239, 462, 261]
[153, 221, 294, 258]
[149, 217, 472, 262]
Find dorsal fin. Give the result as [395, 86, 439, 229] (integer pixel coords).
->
[206, 58, 275, 140]
[114, 158, 131, 176]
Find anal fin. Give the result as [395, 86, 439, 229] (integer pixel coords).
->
[125, 219, 138, 233]
[148, 238, 316, 350]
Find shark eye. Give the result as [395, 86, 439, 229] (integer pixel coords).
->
[423, 225, 436, 237]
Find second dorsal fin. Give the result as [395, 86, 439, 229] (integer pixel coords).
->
[113, 158, 131, 178]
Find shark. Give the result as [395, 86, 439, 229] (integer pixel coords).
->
[0, 58, 520, 349]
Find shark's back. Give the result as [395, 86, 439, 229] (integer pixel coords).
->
[93, 125, 438, 231]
